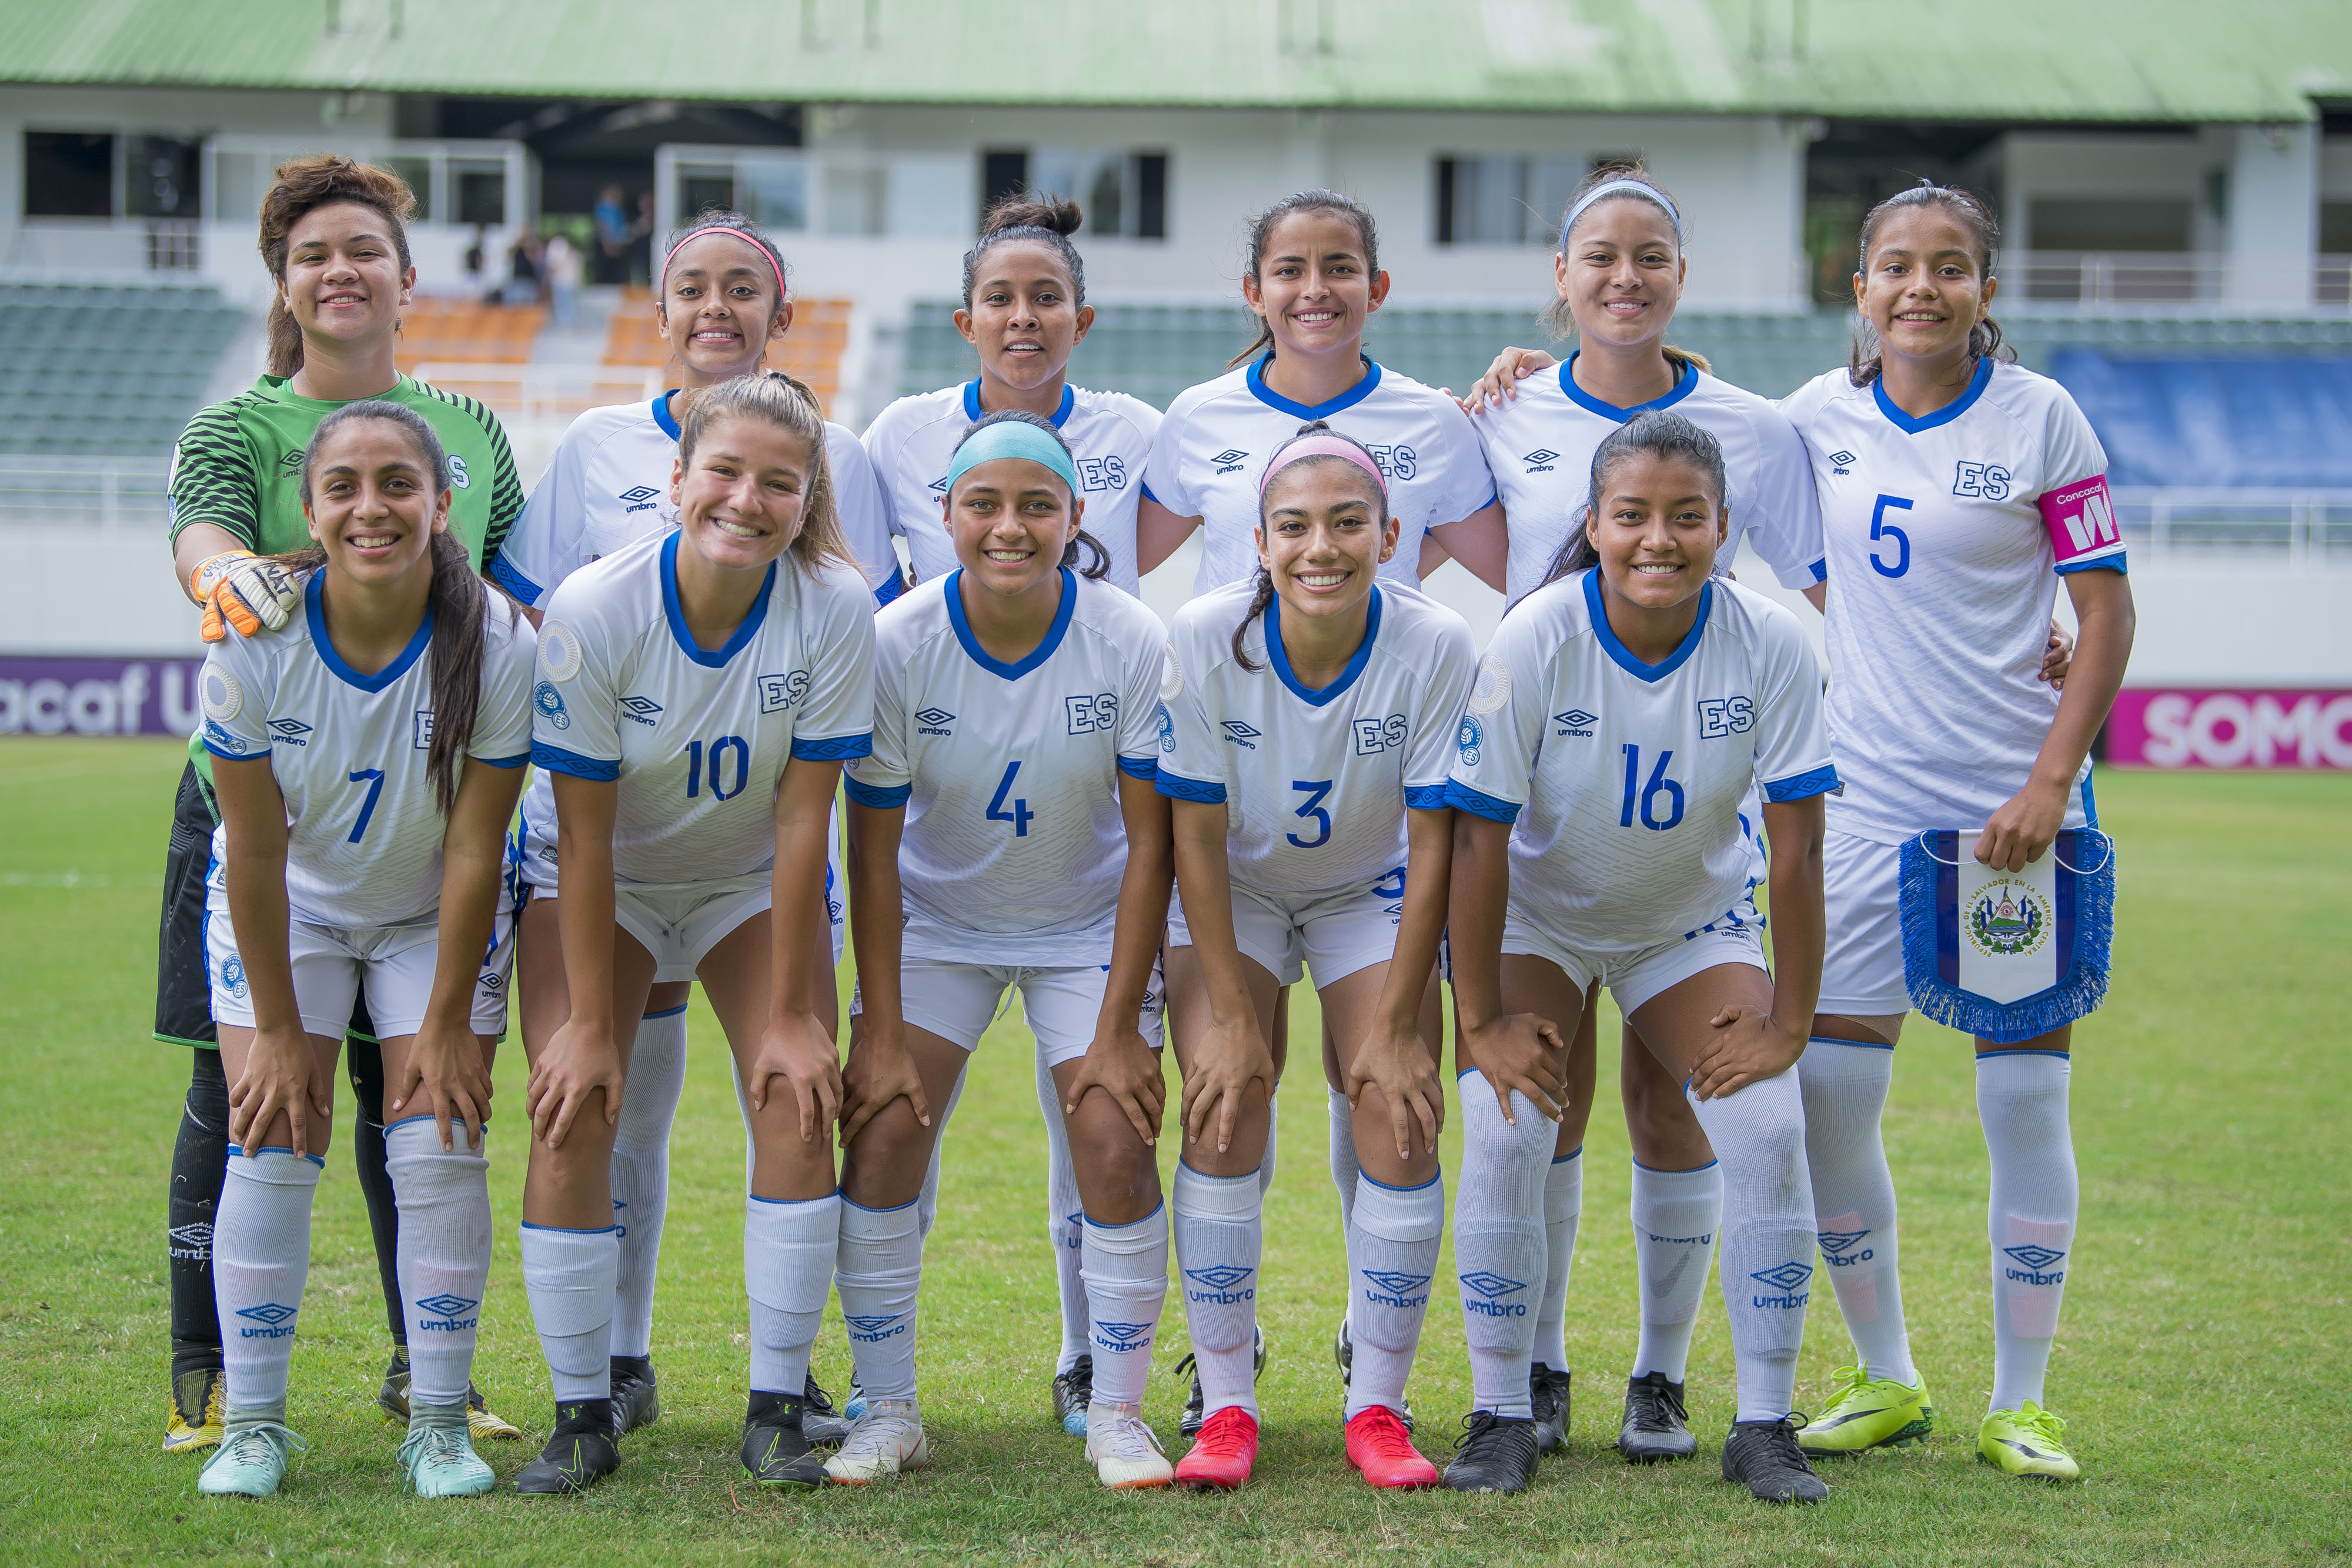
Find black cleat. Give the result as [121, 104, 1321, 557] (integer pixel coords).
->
[1178, 1326, 1268, 1438]
[1618, 1371, 1698, 1463]
[1051, 1354, 1094, 1436]
[1442, 1410, 1542, 1494]
[801, 1372, 851, 1447]
[1331, 1316, 1415, 1432]
[1722, 1416, 1830, 1503]
[513, 1400, 621, 1495]
[1530, 1363, 1573, 1454]
[608, 1356, 661, 1435]
[740, 1390, 827, 1487]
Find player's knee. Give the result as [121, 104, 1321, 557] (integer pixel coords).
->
[1068, 1119, 1159, 1213]
[840, 1100, 931, 1206]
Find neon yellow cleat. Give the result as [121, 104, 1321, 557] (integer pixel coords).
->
[164, 1366, 225, 1454]
[1977, 1403, 2082, 1482]
[1796, 1365, 1934, 1456]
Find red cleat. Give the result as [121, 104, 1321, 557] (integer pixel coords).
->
[1346, 1405, 1439, 1489]
[1174, 1406, 1258, 1492]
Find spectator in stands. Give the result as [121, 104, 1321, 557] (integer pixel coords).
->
[629, 191, 657, 285]
[594, 185, 633, 286]
[544, 231, 582, 330]
[505, 231, 542, 309]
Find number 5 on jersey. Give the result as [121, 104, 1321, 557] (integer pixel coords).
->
[988, 760, 1034, 836]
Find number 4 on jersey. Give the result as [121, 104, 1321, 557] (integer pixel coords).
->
[988, 760, 1035, 836]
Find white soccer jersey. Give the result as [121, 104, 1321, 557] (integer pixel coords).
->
[1157, 581, 1475, 898]
[488, 393, 901, 609]
[1780, 358, 2124, 844]
[844, 571, 1164, 967]
[529, 531, 876, 886]
[1472, 355, 1828, 604]
[861, 380, 1160, 594]
[1445, 570, 1836, 951]
[199, 573, 536, 928]
[1144, 357, 1497, 594]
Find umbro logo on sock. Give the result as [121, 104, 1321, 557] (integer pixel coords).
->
[1184, 1265, 1255, 1305]
[414, 1293, 480, 1332]
[1094, 1321, 1152, 1351]
[1457, 1271, 1526, 1316]
[1818, 1228, 1876, 1266]
[2002, 1243, 2067, 1286]
[1749, 1261, 1813, 1309]
[235, 1301, 298, 1338]
[846, 1313, 908, 1343]
[169, 1221, 213, 1259]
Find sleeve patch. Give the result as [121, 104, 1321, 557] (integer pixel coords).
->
[531, 742, 620, 781]
[1117, 755, 1159, 781]
[1763, 764, 1842, 803]
[792, 731, 874, 762]
[1154, 770, 1227, 804]
[1404, 783, 1449, 810]
[844, 775, 913, 808]
[1442, 778, 1522, 824]
[1465, 653, 1512, 716]
[2037, 474, 2124, 567]
[487, 553, 544, 606]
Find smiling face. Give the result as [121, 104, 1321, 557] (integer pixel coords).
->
[1556, 195, 1685, 353]
[1584, 450, 1726, 611]
[944, 457, 1081, 598]
[1243, 209, 1390, 363]
[279, 200, 413, 354]
[1854, 203, 1997, 368]
[303, 418, 449, 586]
[1256, 459, 1396, 624]
[670, 414, 814, 573]
[956, 238, 1092, 396]
[659, 231, 790, 383]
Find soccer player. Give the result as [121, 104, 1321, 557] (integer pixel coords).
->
[163, 154, 525, 1454]
[515, 373, 873, 1495]
[858, 193, 1163, 1434]
[1778, 185, 2133, 1482]
[194, 402, 536, 1498]
[838, 411, 1176, 1488]
[485, 210, 888, 1442]
[1154, 422, 1474, 1492]
[1442, 411, 1837, 1503]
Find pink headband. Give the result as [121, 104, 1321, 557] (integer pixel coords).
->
[660, 226, 786, 302]
[1258, 434, 1388, 499]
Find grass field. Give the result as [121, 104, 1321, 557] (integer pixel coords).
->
[1, 737, 2346, 1566]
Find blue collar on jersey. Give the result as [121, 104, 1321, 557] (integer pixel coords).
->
[944, 564, 1076, 680]
[964, 379, 1075, 429]
[305, 570, 435, 693]
[1558, 353, 1698, 423]
[1583, 566, 1711, 684]
[651, 390, 682, 440]
[1246, 354, 1382, 421]
[660, 530, 776, 668]
[1872, 353, 1993, 435]
[1266, 584, 1383, 707]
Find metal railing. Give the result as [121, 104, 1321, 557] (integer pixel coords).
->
[2008, 252, 2352, 307]
[2107, 486, 2352, 567]
[0, 457, 171, 533]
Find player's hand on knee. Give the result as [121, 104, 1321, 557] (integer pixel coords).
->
[1067, 1026, 1165, 1146]
[747, 1010, 843, 1144]
[1345, 1015, 1445, 1159]
[229, 1025, 331, 1159]
[1975, 778, 2068, 874]
[191, 551, 303, 643]
[1691, 1006, 1806, 1101]
[392, 1021, 493, 1152]
[838, 1027, 929, 1148]
[1458, 346, 1556, 414]
[1180, 1012, 1276, 1156]
[1460, 1014, 1567, 1125]
[526, 1018, 623, 1148]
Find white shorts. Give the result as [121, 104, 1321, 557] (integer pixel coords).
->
[205, 896, 514, 1039]
[610, 874, 775, 984]
[858, 958, 1165, 1063]
[1503, 911, 1767, 1019]
[1819, 829, 1910, 1016]
[1166, 879, 1401, 989]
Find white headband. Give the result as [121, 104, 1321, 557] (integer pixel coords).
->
[1559, 179, 1683, 249]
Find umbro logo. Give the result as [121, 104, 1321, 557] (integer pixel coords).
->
[1818, 1229, 1870, 1255]
[844, 1314, 899, 1334]
[1220, 720, 1261, 749]
[846, 1312, 908, 1341]
[927, 476, 948, 493]
[268, 717, 311, 746]
[279, 450, 306, 470]
[1362, 1270, 1431, 1295]
[916, 707, 955, 735]
[1828, 449, 1855, 474]
[415, 1292, 478, 1318]
[236, 1301, 297, 1328]
[168, 1221, 212, 1258]
[1522, 447, 1559, 472]
[1750, 1261, 1813, 1292]
[619, 694, 662, 727]
[1212, 448, 1249, 474]
[1095, 1320, 1152, 1350]
[1185, 1265, 1252, 1290]
[1553, 708, 1596, 736]
[618, 484, 662, 513]
[2004, 1243, 2067, 1272]
[1458, 1271, 1525, 1299]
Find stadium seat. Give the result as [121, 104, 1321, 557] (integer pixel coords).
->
[603, 293, 853, 416]
[0, 281, 245, 455]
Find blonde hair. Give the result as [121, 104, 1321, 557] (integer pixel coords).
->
[673, 372, 856, 576]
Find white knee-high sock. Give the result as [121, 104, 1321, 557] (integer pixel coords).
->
[1328, 1088, 1359, 1233]
[1172, 1162, 1262, 1418]
[1080, 1205, 1169, 1409]
[1258, 1094, 1279, 1198]
[1345, 1173, 1443, 1419]
[385, 1119, 491, 1404]
[1452, 1074, 1552, 1418]
[1035, 1051, 1089, 1373]
[1629, 1159, 1722, 1383]
[519, 1223, 617, 1403]
[1534, 1148, 1582, 1370]
[214, 1147, 323, 1412]
[1798, 1038, 1916, 1385]
[744, 1191, 839, 1396]
[1686, 1069, 1816, 1424]
[916, 1070, 967, 1242]
[836, 1196, 923, 1403]
[609, 1006, 687, 1360]
[1979, 1051, 2077, 1413]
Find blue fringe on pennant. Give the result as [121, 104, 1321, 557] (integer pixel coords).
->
[1897, 830, 2115, 1045]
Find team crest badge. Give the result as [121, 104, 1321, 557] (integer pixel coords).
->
[1966, 878, 2050, 960]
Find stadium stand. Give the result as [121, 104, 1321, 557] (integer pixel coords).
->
[2050, 350, 2352, 488]
[604, 286, 854, 414]
[0, 282, 245, 455]
[391, 299, 546, 374]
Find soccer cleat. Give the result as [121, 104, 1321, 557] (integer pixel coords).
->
[1618, 1372, 1698, 1463]
[1331, 1316, 1415, 1432]
[1173, 1405, 1257, 1492]
[1798, 1365, 1935, 1456]
[843, 1380, 867, 1422]
[1052, 1354, 1095, 1437]
[1442, 1411, 1541, 1494]
[465, 1385, 524, 1443]
[376, 1351, 520, 1442]
[1722, 1417, 1830, 1503]
[1977, 1403, 2082, 1482]
[740, 1390, 827, 1487]
[1177, 1325, 1268, 1439]
[1085, 1402, 1175, 1490]
[801, 1372, 852, 1447]
[608, 1355, 662, 1436]
[512, 1400, 620, 1495]
[1529, 1363, 1573, 1454]
[164, 1365, 225, 1454]
[197, 1418, 306, 1498]
[398, 1412, 496, 1498]
[825, 1398, 929, 1484]
[1346, 1405, 1439, 1489]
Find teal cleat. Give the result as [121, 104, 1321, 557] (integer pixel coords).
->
[197, 1417, 306, 1498]
[399, 1403, 496, 1497]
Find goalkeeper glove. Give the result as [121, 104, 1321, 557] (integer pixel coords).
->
[191, 550, 303, 643]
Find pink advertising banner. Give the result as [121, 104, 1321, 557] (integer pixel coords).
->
[2106, 688, 2352, 770]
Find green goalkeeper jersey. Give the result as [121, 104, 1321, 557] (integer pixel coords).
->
[168, 373, 525, 781]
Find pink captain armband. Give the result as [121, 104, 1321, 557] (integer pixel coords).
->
[2038, 474, 2125, 567]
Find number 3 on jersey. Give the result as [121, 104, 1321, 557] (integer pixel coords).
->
[988, 760, 1035, 836]
[1287, 779, 1334, 848]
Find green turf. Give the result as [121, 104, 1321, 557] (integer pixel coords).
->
[1, 737, 2346, 1565]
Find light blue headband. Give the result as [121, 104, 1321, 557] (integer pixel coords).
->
[944, 419, 1081, 498]
[1559, 179, 1683, 249]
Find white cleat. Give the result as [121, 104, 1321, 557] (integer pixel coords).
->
[823, 1398, 930, 1484]
[197, 1420, 306, 1498]
[399, 1421, 496, 1497]
[1084, 1402, 1174, 1489]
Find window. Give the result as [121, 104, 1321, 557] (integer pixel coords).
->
[2027, 198, 2192, 253]
[980, 148, 1167, 238]
[385, 156, 433, 221]
[452, 161, 507, 226]
[2320, 202, 2352, 255]
[125, 136, 201, 219]
[1434, 155, 1584, 245]
[25, 131, 115, 217]
[679, 165, 739, 226]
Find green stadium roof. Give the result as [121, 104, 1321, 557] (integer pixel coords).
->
[4, 0, 2348, 122]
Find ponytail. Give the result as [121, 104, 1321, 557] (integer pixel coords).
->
[1230, 566, 1279, 673]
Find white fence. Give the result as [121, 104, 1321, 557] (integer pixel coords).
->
[2006, 252, 2352, 308]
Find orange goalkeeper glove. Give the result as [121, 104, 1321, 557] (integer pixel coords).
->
[191, 550, 302, 643]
